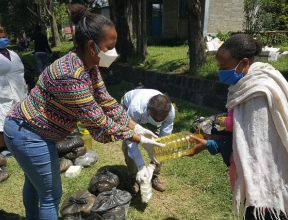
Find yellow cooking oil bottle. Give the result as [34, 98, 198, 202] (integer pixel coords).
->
[154, 132, 204, 162]
[80, 129, 93, 150]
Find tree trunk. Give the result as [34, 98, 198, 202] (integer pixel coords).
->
[140, 0, 147, 57]
[45, 0, 61, 47]
[132, 0, 141, 54]
[108, 0, 133, 63]
[186, 0, 206, 71]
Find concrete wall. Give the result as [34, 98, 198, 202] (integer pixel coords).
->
[110, 63, 229, 112]
[161, 0, 244, 38]
[207, 0, 244, 35]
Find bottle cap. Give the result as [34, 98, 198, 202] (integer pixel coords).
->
[82, 129, 90, 135]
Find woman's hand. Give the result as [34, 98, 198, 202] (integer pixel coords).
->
[185, 135, 208, 157]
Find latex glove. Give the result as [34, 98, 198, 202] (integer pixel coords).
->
[185, 135, 207, 157]
[136, 165, 149, 183]
[140, 136, 165, 164]
[147, 164, 155, 182]
[134, 124, 158, 139]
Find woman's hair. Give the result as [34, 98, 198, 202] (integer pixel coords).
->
[147, 94, 172, 117]
[69, 4, 115, 51]
[218, 33, 262, 62]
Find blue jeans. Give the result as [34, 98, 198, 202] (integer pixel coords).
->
[34, 52, 49, 74]
[3, 117, 62, 220]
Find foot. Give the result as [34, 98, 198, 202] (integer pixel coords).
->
[151, 175, 165, 192]
[128, 178, 140, 194]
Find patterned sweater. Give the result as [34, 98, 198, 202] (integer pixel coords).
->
[9, 51, 134, 142]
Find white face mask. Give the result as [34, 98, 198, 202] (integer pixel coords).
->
[96, 46, 118, 68]
[147, 115, 162, 127]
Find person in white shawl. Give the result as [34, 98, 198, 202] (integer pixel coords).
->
[0, 25, 28, 149]
[189, 34, 288, 220]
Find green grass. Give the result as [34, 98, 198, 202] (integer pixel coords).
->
[0, 81, 242, 220]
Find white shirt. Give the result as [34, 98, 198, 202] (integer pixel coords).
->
[123, 89, 175, 167]
[0, 50, 28, 131]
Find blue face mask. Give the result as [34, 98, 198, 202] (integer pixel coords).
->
[0, 38, 9, 49]
[218, 61, 244, 85]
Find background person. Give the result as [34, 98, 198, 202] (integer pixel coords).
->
[31, 25, 52, 75]
[0, 25, 28, 155]
[121, 89, 175, 193]
[189, 33, 288, 220]
[3, 4, 163, 220]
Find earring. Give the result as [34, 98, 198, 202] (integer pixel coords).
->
[91, 50, 95, 57]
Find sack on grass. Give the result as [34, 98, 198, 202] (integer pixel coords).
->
[0, 154, 7, 166]
[62, 146, 87, 160]
[88, 169, 119, 195]
[56, 136, 84, 154]
[63, 211, 104, 220]
[60, 190, 97, 217]
[91, 188, 132, 220]
[0, 209, 21, 220]
[0, 166, 9, 183]
[107, 168, 125, 190]
[59, 157, 73, 173]
[73, 150, 98, 167]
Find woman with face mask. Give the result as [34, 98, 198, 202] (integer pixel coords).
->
[188, 34, 288, 220]
[0, 25, 28, 153]
[2, 4, 163, 220]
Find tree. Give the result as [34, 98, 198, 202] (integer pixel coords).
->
[44, 0, 61, 47]
[185, 0, 206, 71]
[131, 0, 147, 57]
[0, 0, 35, 39]
[108, 0, 133, 63]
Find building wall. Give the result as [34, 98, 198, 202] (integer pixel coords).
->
[161, 0, 244, 38]
[162, 0, 188, 38]
[207, 0, 244, 35]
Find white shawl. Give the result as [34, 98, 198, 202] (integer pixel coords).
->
[226, 62, 288, 219]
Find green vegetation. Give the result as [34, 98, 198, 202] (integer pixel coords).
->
[0, 81, 241, 220]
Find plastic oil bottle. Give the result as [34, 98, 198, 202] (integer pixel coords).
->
[154, 132, 204, 162]
[80, 129, 93, 150]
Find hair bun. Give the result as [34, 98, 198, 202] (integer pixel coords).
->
[69, 4, 88, 25]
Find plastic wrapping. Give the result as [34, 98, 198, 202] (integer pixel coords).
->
[0, 154, 7, 166]
[59, 157, 73, 173]
[65, 165, 82, 178]
[88, 169, 119, 195]
[91, 188, 131, 220]
[73, 150, 98, 167]
[56, 136, 84, 154]
[60, 190, 97, 217]
[62, 146, 87, 160]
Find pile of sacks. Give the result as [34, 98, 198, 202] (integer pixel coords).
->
[0, 154, 9, 183]
[57, 128, 98, 173]
[61, 168, 132, 220]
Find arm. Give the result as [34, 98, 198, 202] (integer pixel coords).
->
[50, 64, 134, 143]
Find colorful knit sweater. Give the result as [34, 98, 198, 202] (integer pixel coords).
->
[9, 51, 134, 142]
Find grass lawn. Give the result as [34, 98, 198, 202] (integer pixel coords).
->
[0, 80, 242, 220]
